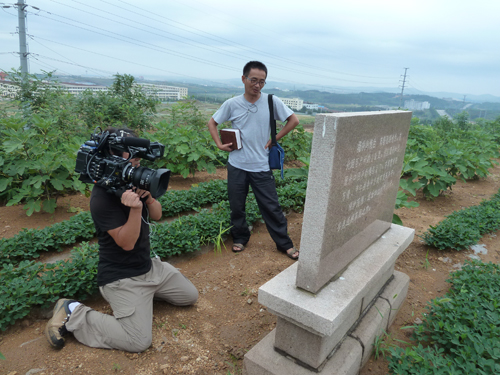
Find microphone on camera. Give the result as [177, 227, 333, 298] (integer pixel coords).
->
[122, 137, 151, 148]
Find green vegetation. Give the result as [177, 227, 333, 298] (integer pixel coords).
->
[0, 114, 88, 215]
[0, 71, 161, 214]
[0, 174, 307, 331]
[77, 73, 159, 132]
[151, 100, 221, 177]
[421, 189, 500, 251]
[3, 71, 500, 373]
[388, 260, 500, 374]
[0, 72, 313, 213]
[398, 115, 500, 203]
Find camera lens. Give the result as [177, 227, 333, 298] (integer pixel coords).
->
[123, 165, 171, 198]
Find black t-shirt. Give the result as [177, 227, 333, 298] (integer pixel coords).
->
[90, 186, 152, 286]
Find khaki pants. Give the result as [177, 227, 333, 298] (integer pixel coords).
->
[65, 258, 198, 352]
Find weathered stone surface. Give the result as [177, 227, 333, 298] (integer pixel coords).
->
[245, 111, 413, 375]
[296, 111, 412, 293]
[259, 224, 414, 337]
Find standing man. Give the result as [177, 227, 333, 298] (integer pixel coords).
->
[207, 61, 300, 260]
[44, 128, 198, 352]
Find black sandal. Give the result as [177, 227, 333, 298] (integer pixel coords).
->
[283, 247, 299, 260]
[232, 243, 245, 253]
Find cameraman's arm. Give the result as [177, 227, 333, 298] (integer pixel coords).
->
[107, 190, 143, 251]
[137, 189, 162, 221]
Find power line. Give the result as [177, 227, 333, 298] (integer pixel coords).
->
[51, 0, 254, 63]
[3, 1, 405, 91]
[26, 9, 240, 72]
[108, 0, 395, 81]
[27, 7, 396, 86]
[28, 34, 107, 78]
[29, 36, 225, 82]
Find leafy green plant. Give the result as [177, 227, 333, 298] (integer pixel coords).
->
[151, 101, 219, 177]
[388, 260, 500, 374]
[158, 179, 228, 217]
[0, 211, 95, 267]
[279, 124, 313, 162]
[0, 242, 99, 331]
[0, 73, 164, 215]
[206, 222, 232, 254]
[401, 124, 499, 199]
[373, 330, 400, 360]
[77, 74, 159, 132]
[421, 189, 500, 250]
[372, 306, 408, 360]
[6, 69, 71, 118]
[422, 250, 430, 270]
[283, 156, 310, 180]
[0, 115, 87, 215]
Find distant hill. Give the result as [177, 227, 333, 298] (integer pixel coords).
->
[182, 77, 500, 104]
[47, 74, 500, 115]
[59, 73, 500, 104]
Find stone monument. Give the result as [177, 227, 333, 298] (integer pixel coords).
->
[244, 110, 415, 375]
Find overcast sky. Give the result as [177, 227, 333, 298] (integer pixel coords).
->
[1, 0, 499, 96]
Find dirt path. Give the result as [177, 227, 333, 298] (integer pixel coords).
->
[1, 164, 500, 375]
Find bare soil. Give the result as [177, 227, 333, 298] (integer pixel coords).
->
[1, 163, 500, 375]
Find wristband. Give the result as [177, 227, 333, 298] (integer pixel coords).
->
[146, 198, 156, 205]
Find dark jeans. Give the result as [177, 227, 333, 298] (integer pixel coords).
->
[227, 163, 293, 252]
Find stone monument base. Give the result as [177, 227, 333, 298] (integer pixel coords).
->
[243, 224, 414, 375]
[244, 271, 409, 375]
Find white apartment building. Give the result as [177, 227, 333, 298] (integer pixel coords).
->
[278, 97, 304, 111]
[404, 99, 431, 111]
[0, 81, 188, 101]
[59, 83, 108, 94]
[304, 103, 319, 110]
[0, 81, 18, 99]
[136, 83, 188, 101]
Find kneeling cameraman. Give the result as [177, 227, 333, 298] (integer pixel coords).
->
[44, 128, 198, 352]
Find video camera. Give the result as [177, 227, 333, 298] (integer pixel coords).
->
[75, 128, 170, 198]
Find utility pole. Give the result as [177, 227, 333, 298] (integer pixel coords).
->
[17, 0, 29, 75]
[399, 68, 409, 108]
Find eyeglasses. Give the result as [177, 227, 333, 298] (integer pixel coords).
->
[245, 77, 266, 86]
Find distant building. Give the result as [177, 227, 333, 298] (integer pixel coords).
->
[278, 97, 304, 111]
[404, 99, 430, 111]
[0, 80, 188, 101]
[137, 83, 188, 101]
[304, 103, 319, 110]
[0, 81, 18, 99]
[59, 82, 108, 94]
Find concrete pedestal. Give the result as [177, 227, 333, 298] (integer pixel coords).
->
[243, 225, 414, 374]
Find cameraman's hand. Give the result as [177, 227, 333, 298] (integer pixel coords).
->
[134, 188, 151, 201]
[134, 187, 162, 221]
[121, 189, 143, 209]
